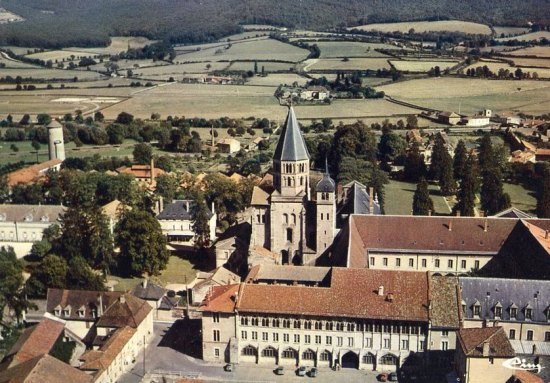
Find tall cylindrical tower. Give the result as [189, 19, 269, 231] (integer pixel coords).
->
[47, 120, 65, 161]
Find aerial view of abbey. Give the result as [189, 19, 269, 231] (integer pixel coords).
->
[0, 1, 550, 382]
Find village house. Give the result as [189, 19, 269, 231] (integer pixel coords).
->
[0, 354, 92, 383]
[212, 221, 250, 270]
[190, 266, 240, 305]
[6, 159, 62, 188]
[156, 199, 216, 247]
[117, 160, 166, 185]
[535, 148, 550, 162]
[455, 327, 515, 383]
[463, 110, 492, 127]
[300, 86, 330, 101]
[325, 215, 550, 279]
[0, 204, 65, 257]
[200, 267, 460, 372]
[130, 279, 178, 321]
[216, 138, 241, 154]
[438, 111, 461, 126]
[493, 112, 522, 126]
[459, 277, 550, 349]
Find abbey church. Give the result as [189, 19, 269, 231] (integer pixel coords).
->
[250, 107, 379, 266]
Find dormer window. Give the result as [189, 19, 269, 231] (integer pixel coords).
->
[24, 214, 33, 222]
[63, 305, 71, 317]
[510, 304, 518, 319]
[54, 305, 62, 316]
[461, 300, 466, 315]
[77, 306, 85, 318]
[473, 301, 481, 317]
[546, 306, 550, 321]
[40, 215, 49, 222]
[525, 305, 533, 320]
[0, 213, 6, 222]
[494, 302, 502, 319]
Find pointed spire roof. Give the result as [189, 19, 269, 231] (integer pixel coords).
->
[273, 107, 310, 161]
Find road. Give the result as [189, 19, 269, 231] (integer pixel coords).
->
[118, 321, 381, 383]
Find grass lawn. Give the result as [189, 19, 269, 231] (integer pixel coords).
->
[385, 179, 451, 215]
[503, 182, 537, 215]
[108, 255, 201, 292]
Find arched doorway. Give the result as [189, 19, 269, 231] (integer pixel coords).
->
[261, 346, 278, 365]
[280, 347, 298, 366]
[341, 351, 359, 369]
[281, 250, 289, 265]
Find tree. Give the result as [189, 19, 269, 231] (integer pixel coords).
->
[155, 174, 179, 202]
[0, 175, 9, 203]
[115, 210, 169, 276]
[403, 142, 426, 182]
[378, 126, 406, 163]
[191, 199, 212, 248]
[453, 140, 468, 180]
[94, 111, 104, 122]
[413, 178, 434, 215]
[537, 166, 550, 218]
[37, 113, 51, 125]
[406, 115, 418, 128]
[454, 154, 478, 217]
[0, 247, 31, 322]
[133, 143, 152, 164]
[428, 133, 448, 180]
[477, 133, 494, 173]
[115, 112, 134, 124]
[438, 153, 456, 196]
[66, 256, 105, 291]
[26, 254, 68, 297]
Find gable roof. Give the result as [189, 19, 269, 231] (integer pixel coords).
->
[0, 355, 91, 383]
[457, 327, 515, 358]
[1, 318, 64, 370]
[199, 284, 239, 314]
[131, 280, 166, 301]
[46, 289, 122, 322]
[117, 165, 166, 179]
[245, 264, 331, 285]
[6, 160, 62, 187]
[273, 107, 309, 162]
[0, 205, 65, 224]
[156, 199, 213, 221]
[79, 326, 136, 373]
[96, 294, 152, 329]
[338, 181, 380, 217]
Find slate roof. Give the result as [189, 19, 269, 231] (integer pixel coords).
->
[131, 280, 166, 301]
[156, 200, 213, 221]
[273, 107, 310, 161]
[492, 207, 533, 219]
[46, 289, 122, 322]
[0, 205, 65, 224]
[96, 293, 152, 329]
[245, 264, 331, 286]
[316, 173, 335, 193]
[337, 181, 380, 216]
[459, 277, 550, 323]
[1, 318, 64, 370]
[457, 327, 515, 358]
[0, 354, 91, 383]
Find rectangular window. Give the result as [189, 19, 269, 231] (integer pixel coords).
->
[365, 337, 372, 348]
[474, 305, 481, 316]
[214, 348, 220, 358]
[510, 308, 517, 319]
[262, 332, 268, 341]
[527, 330, 534, 341]
[475, 260, 480, 270]
[294, 334, 300, 343]
[383, 338, 390, 349]
[442, 330, 449, 337]
[273, 333, 279, 342]
[495, 306, 502, 318]
[286, 228, 292, 242]
[526, 309, 533, 320]
[337, 336, 343, 347]
[283, 333, 289, 343]
[315, 335, 321, 344]
[441, 341, 448, 351]
[435, 259, 440, 268]
[383, 258, 388, 266]
[326, 336, 332, 345]
[213, 330, 220, 342]
[421, 259, 427, 268]
[401, 340, 409, 350]
[545, 332, 550, 342]
[448, 260, 453, 269]
[409, 258, 414, 267]
[305, 335, 310, 344]
[348, 337, 354, 347]
[370, 257, 375, 266]
[509, 329, 516, 340]
[461, 260, 467, 269]
[252, 331, 257, 340]
[420, 340, 425, 350]
[241, 331, 247, 340]
[213, 313, 220, 323]
[396, 258, 401, 267]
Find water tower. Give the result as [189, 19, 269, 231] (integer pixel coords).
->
[47, 120, 65, 161]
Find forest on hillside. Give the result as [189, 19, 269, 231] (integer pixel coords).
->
[0, 0, 548, 48]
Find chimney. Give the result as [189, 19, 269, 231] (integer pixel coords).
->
[456, 210, 461, 217]
[484, 219, 488, 232]
[545, 230, 549, 240]
[119, 295, 126, 304]
[386, 293, 394, 302]
[482, 341, 490, 357]
[159, 196, 164, 212]
[448, 220, 453, 231]
[150, 157, 155, 184]
[143, 278, 148, 289]
[369, 187, 374, 214]
[97, 294, 103, 317]
[428, 209, 432, 216]
[186, 200, 190, 212]
[378, 285, 384, 296]
[211, 202, 215, 215]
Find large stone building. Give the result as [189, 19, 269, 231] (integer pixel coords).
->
[250, 107, 338, 265]
[327, 215, 550, 279]
[200, 267, 460, 371]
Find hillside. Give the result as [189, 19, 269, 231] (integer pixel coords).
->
[0, 0, 548, 48]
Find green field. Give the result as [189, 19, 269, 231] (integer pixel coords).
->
[308, 58, 391, 71]
[390, 60, 460, 72]
[351, 20, 492, 35]
[315, 41, 393, 58]
[385, 180, 451, 215]
[503, 182, 537, 214]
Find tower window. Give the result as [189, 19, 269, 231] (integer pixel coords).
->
[283, 214, 288, 224]
[286, 228, 293, 242]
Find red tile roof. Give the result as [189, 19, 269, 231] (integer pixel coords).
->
[0, 354, 91, 383]
[96, 293, 152, 329]
[79, 326, 136, 373]
[512, 370, 544, 383]
[7, 159, 61, 187]
[457, 327, 515, 358]
[199, 284, 239, 314]
[118, 165, 166, 180]
[2, 318, 64, 369]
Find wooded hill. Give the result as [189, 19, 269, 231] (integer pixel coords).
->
[0, 0, 548, 48]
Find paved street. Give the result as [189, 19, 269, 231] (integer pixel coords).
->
[118, 321, 382, 383]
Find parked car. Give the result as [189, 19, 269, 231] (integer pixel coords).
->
[377, 372, 389, 382]
[297, 366, 307, 376]
[223, 363, 233, 372]
[389, 372, 398, 381]
[308, 367, 318, 377]
[274, 366, 285, 375]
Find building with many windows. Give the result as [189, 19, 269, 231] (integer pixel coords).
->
[200, 267, 460, 371]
